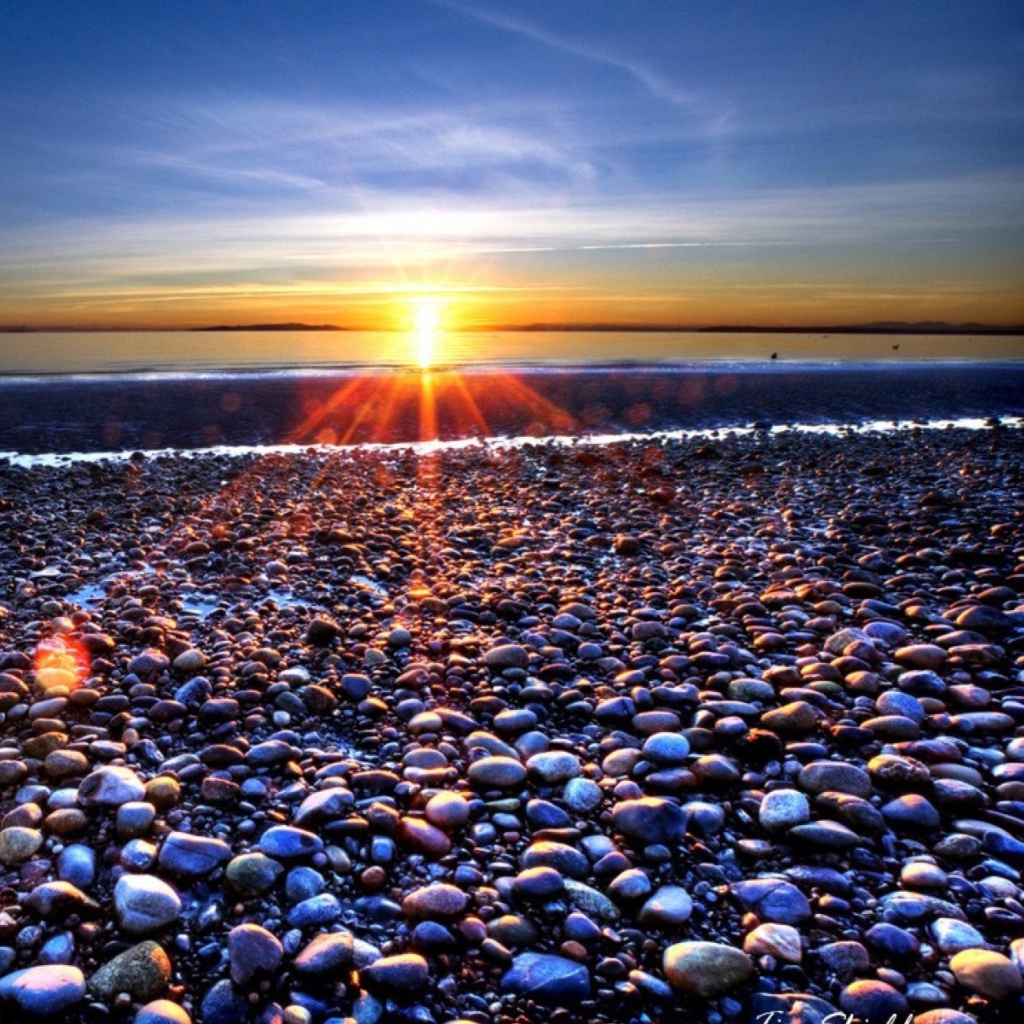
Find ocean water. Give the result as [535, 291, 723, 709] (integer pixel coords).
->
[0, 331, 1021, 456]
[1, 329, 1022, 376]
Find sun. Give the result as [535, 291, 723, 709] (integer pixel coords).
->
[412, 297, 442, 369]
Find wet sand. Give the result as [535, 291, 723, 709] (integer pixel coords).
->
[0, 425, 1022, 1022]
[2, 362, 1024, 454]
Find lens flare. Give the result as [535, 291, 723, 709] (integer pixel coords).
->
[34, 635, 90, 692]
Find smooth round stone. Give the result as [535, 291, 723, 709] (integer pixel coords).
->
[225, 853, 284, 896]
[293, 788, 353, 828]
[526, 751, 580, 785]
[43, 749, 88, 779]
[483, 644, 530, 670]
[789, 820, 861, 849]
[638, 885, 693, 927]
[258, 826, 322, 859]
[870, 754, 931, 786]
[641, 732, 691, 766]
[513, 867, 564, 899]
[881, 794, 941, 830]
[285, 867, 324, 903]
[117, 801, 157, 839]
[115, 875, 182, 935]
[228, 924, 283, 985]
[520, 841, 588, 878]
[402, 884, 468, 920]
[424, 792, 470, 830]
[0, 826, 43, 863]
[89, 941, 171, 1002]
[360, 953, 429, 994]
[865, 923, 920, 958]
[731, 878, 811, 924]
[286, 893, 342, 928]
[57, 844, 96, 887]
[158, 832, 232, 875]
[901, 861, 948, 889]
[761, 700, 821, 734]
[682, 800, 726, 837]
[930, 917, 986, 954]
[500, 953, 591, 1004]
[839, 980, 908, 1021]
[293, 931, 355, 975]
[198, 978, 248, 1024]
[949, 949, 1024, 999]
[77, 766, 146, 807]
[819, 941, 870, 977]
[895, 645, 947, 670]
[912, 1012, 980, 1024]
[759, 789, 810, 833]
[662, 942, 753, 997]
[135, 999, 192, 1024]
[562, 777, 603, 813]
[743, 923, 802, 963]
[468, 756, 526, 789]
[608, 868, 653, 901]
[612, 798, 687, 844]
[0, 965, 86, 1015]
[876, 689, 925, 723]
[797, 761, 872, 797]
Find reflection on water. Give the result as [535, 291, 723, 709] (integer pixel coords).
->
[0, 329, 1021, 376]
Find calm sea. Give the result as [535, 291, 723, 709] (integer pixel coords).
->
[0, 329, 1021, 375]
[0, 330, 1022, 455]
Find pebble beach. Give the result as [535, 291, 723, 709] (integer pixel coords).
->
[1, 422, 1024, 1024]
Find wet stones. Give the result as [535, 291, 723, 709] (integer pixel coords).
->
[77, 765, 146, 806]
[797, 761, 872, 797]
[662, 941, 753, 997]
[612, 797, 687, 844]
[89, 941, 171, 1002]
[114, 875, 182, 935]
[501, 952, 591, 1003]
[0, 965, 86, 1016]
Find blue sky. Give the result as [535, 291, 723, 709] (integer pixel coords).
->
[1, 0, 1022, 328]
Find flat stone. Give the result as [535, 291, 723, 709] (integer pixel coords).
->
[0, 826, 43, 863]
[257, 825, 322, 859]
[89, 941, 171, 1001]
[224, 853, 284, 896]
[360, 952, 429, 994]
[930, 917, 986, 954]
[758, 789, 810, 833]
[402, 883, 468, 920]
[468, 756, 527, 789]
[158, 832, 232, 875]
[731, 878, 811, 924]
[501, 953, 591, 1004]
[483, 644, 530, 670]
[135, 999, 193, 1024]
[115, 874, 182, 935]
[949, 949, 1023, 1000]
[663, 941, 753, 997]
[293, 931, 355, 975]
[0, 965, 86, 1015]
[797, 761, 872, 797]
[638, 885, 693, 927]
[526, 751, 581, 785]
[77, 765, 147, 807]
[227, 924, 282, 985]
[743, 923, 802, 963]
[612, 797, 687, 844]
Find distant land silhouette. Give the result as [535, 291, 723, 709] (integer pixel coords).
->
[0, 320, 1021, 334]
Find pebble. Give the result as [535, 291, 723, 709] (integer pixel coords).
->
[662, 941, 754, 996]
[0, 965, 86, 1015]
[89, 941, 171, 1002]
[115, 875, 182, 935]
[949, 949, 1024, 1000]
[501, 953, 591, 1003]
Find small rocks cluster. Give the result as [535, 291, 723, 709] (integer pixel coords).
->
[0, 425, 1022, 1023]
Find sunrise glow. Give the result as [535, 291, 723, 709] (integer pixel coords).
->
[412, 297, 442, 369]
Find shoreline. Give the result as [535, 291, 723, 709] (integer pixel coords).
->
[0, 425, 1022, 1022]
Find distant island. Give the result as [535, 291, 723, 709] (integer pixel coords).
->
[1, 320, 1021, 334]
[192, 322, 347, 332]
